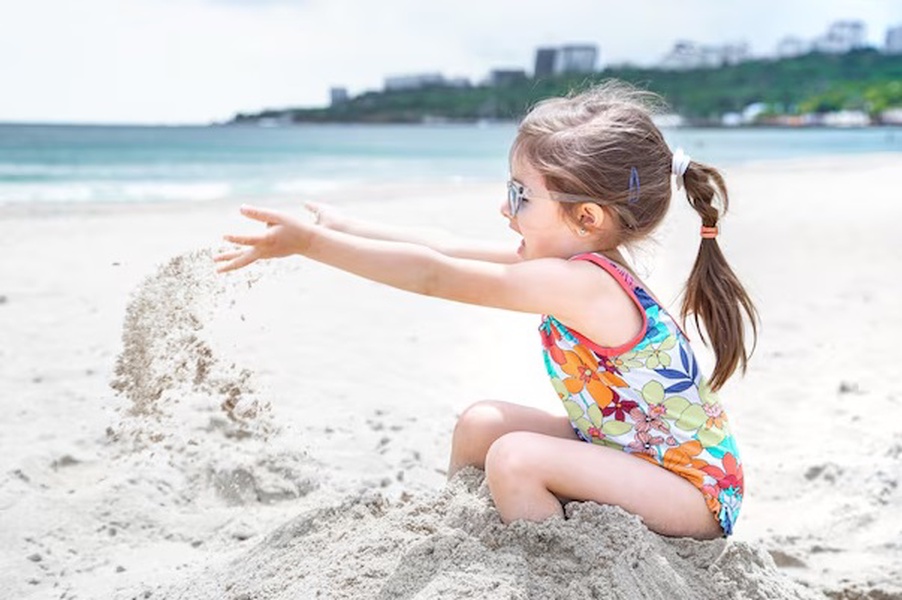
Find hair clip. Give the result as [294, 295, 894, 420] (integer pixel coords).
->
[628, 167, 640, 204]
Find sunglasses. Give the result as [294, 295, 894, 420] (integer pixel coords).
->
[506, 178, 602, 217]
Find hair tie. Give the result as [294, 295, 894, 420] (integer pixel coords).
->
[672, 148, 691, 190]
[700, 225, 718, 239]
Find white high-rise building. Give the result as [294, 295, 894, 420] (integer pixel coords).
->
[813, 20, 867, 54]
[886, 25, 902, 54]
[555, 45, 598, 74]
[660, 41, 749, 70]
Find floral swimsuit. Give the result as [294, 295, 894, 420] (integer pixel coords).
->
[539, 252, 744, 536]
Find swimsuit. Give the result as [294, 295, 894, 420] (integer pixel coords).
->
[539, 252, 744, 536]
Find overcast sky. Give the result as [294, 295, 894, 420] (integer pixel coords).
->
[2, 0, 900, 124]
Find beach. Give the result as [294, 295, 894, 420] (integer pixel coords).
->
[1, 153, 901, 599]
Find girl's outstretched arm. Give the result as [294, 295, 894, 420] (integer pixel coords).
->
[305, 201, 520, 264]
[215, 205, 606, 321]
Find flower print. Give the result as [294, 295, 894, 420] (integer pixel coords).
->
[628, 406, 671, 435]
[701, 483, 722, 517]
[602, 396, 639, 421]
[701, 452, 744, 494]
[698, 376, 719, 405]
[662, 440, 709, 489]
[539, 319, 566, 366]
[717, 487, 742, 536]
[703, 402, 725, 429]
[635, 335, 677, 369]
[611, 352, 643, 373]
[549, 377, 571, 402]
[559, 346, 626, 409]
[643, 306, 670, 346]
[627, 431, 663, 457]
[587, 426, 606, 441]
[598, 355, 621, 374]
[633, 287, 656, 310]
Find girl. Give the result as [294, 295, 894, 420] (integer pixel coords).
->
[215, 81, 757, 540]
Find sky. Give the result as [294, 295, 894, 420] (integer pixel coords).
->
[2, 0, 900, 125]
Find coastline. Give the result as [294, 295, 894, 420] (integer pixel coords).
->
[1, 153, 901, 598]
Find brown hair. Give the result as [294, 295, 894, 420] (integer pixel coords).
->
[512, 80, 758, 390]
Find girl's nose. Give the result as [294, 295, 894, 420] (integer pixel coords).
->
[499, 198, 511, 219]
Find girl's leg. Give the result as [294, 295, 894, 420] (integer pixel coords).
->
[485, 431, 723, 540]
[448, 400, 578, 478]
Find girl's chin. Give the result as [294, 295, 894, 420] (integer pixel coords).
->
[516, 240, 526, 256]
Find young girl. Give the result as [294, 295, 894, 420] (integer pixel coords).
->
[215, 81, 757, 540]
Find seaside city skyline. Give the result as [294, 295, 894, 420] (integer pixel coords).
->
[331, 19, 902, 106]
[2, 0, 901, 125]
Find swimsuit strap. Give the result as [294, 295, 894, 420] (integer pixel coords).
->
[565, 253, 649, 356]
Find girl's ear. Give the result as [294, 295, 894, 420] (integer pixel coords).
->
[578, 203, 607, 230]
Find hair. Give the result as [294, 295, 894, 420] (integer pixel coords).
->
[511, 79, 758, 390]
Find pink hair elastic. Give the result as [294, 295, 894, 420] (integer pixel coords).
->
[700, 226, 718, 239]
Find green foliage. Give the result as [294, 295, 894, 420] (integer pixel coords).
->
[233, 50, 902, 124]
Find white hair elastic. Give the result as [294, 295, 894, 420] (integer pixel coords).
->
[672, 148, 691, 190]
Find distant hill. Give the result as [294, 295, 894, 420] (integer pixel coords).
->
[231, 49, 902, 125]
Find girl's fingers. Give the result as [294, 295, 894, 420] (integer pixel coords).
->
[240, 204, 284, 224]
[223, 234, 262, 246]
[213, 250, 243, 262]
[216, 250, 258, 273]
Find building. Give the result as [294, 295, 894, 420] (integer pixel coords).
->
[330, 87, 349, 106]
[776, 36, 809, 59]
[489, 69, 528, 87]
[534, 48, 557, 78]
[660, 41, 749, 70]
[886, 25, 902, 54]
[813, 20, 867, 54]
[556, 45, 598, 74]
[532, 44, 599, 78]
[384, 73, 446, 92]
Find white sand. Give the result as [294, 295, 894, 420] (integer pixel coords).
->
[1, 154, 900, 599]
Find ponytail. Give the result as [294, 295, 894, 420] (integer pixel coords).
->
[680, 162, 758, 391]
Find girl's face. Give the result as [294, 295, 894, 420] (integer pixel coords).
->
[501, 159, 586, 260]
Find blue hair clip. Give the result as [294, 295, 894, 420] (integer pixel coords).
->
[628, 167, 640, 204]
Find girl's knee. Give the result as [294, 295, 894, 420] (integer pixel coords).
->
[484, 431, 536, 486]
[453, 400, 508, 442]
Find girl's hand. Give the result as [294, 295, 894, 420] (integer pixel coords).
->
[215, 205, 313, 273]
[304, 201, 344, 230]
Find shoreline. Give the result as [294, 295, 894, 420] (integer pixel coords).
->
[0, 152, 899, 220]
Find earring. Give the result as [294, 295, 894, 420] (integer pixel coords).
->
[578, 227, 587, 236]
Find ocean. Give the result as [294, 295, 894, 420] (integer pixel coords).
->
[1, 122, 900, 205]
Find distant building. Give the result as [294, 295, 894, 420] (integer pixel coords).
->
[330, 87, 349, 106]
[556, 45, 598, 73]
[384, 73, 446, 92]
[886, 25, 902, 54]
[489, 69, 528, 87]
[660, 41, 749, 70]
[534, 48, 557, 78]
[880, 108, 902, 124]
[532, 44, 598, 78]
[813, 20, 867, 54]
[776, 36, 809, 59]
[444, 77, 472, 88]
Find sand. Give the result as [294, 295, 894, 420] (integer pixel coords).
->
[1, 154, 900, 599]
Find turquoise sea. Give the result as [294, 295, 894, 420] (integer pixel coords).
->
[0, 122, 900, 205]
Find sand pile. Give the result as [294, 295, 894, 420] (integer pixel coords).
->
[165, 469, 820, 600]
